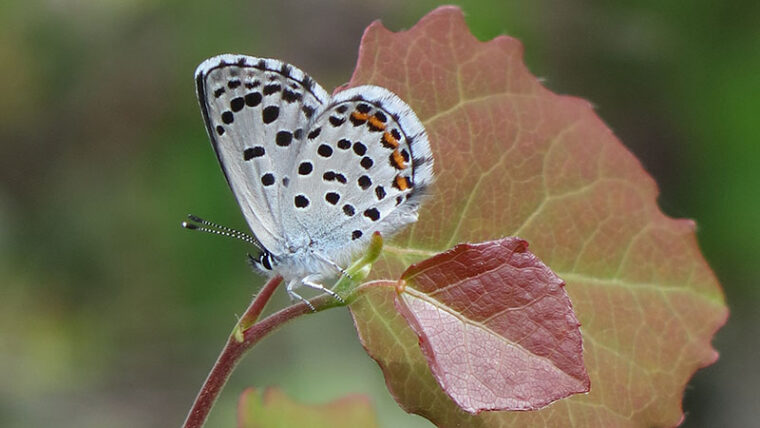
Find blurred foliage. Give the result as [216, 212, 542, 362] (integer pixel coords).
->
[0, 1, 756, 427]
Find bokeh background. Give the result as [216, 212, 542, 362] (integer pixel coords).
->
[1, 1, 757, 427]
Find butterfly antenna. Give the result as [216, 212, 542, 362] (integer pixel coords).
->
[186, 214, 254, 240]
[182, 214, 261, 248]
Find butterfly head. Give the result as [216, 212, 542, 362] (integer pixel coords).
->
[248, 250, 275, 272]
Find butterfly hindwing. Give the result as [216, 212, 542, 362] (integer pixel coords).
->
[280, 85, 434, 266]
[195, 55, 329, 252]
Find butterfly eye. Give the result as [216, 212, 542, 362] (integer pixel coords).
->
[259, 251, 273, 270]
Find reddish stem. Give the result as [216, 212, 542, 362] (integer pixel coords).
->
[182, 276, 335, 428]
[238, 275, 282, 330]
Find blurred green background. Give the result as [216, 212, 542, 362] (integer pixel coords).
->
[1, 1, 756, 427]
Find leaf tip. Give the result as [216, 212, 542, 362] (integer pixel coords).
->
[512, 238, 529, 253]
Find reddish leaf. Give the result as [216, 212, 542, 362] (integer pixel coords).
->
[347, 6, 728, 427]
[395, 237, 589, 413]
[237, 387, 378, 428]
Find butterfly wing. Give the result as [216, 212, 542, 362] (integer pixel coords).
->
[195, 55, 329, 252]
[280, 85, 434, 266]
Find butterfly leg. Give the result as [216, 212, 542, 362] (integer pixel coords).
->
[286, 279, 316, 312]
[301, 274, 346, 304]
[313, 252, 352, 280]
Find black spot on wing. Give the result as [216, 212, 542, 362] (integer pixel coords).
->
[282, 89, 302, 103]
[262, 106, 280, 124]
[263, 83, 281, 95]
[230, 97, 245, 112]
[244, 146, 265, 160]
[298, 162, 313, 175]
[276, 131, 293, 147]
[353, 142, 367, 156]
[360, 157, 373, 169]
[302, 105, 316, 118]
[375, 186, 386, 200]
[307, 127, 321, 139]
[323, 171, 347, 184]
[261, 173, 275, 186]
[294, 194, 309, 208]
[325, 192, 340, 205]
[358, 175, 372, 190]
[317, 144, 333, 158]
[329, 116, 345, 127]
[337, 139, 351, 150]
[245, 92, 262, 107]
[363, 208, 380, 221]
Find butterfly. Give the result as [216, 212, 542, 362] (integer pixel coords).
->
[192, 54, 434, 307]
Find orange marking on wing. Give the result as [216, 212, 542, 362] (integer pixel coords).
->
[394, 175, 411, 191]
[382, 131, 399, 148]
[351, 111, 369, 121]
[391, 150, 408, 169]
[368, 116, 386, 130]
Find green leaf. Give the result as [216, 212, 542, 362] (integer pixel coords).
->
[347, 6, 728, 427]
[237, 387, 378, 428]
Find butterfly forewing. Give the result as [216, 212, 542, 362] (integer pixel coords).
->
[195, 55, 329, 251]
[281, 85, 434, 264]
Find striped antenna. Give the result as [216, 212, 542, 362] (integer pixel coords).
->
[182, 214, 261, 248]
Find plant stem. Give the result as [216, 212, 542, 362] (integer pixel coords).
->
[182, 276, 337, 428]
[182, 234, 385, 427]
[238, 275, 282, 332]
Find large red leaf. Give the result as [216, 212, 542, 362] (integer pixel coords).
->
[396, 237, 589, 412]
[347, 6, 728, 427]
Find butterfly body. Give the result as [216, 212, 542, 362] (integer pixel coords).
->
[194, 54, 433, 304]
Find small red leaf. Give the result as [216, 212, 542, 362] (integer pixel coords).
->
[395, 237, 589, 413]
